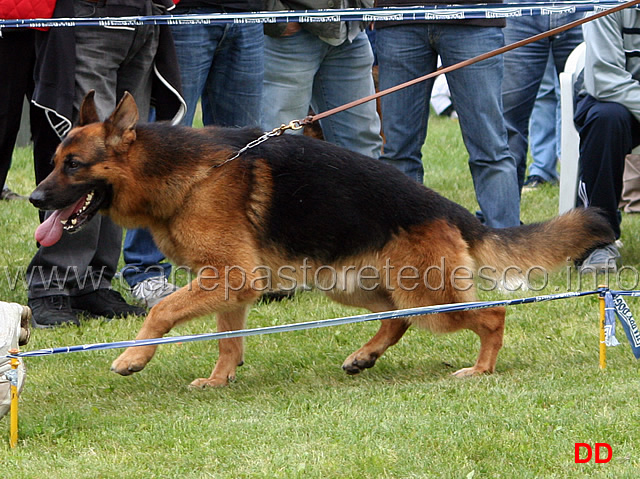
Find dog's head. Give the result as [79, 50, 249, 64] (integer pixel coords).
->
[29, 90, 139, 246]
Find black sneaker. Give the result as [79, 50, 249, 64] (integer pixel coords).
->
[70, 289, 147, 319]
[28, 296, 81, 329]
[522, 175, 558, 191]
[522, 175, 546, 190]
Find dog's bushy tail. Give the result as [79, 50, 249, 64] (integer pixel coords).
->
[470, 208, 615, 288]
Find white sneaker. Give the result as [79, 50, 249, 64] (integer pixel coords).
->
[578, 244, 620, 273]
[131, 276, 179, 308]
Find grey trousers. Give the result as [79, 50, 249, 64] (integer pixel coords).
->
[28, 0, 158, 298]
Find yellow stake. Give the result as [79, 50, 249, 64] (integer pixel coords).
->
[598, 288, 607, 370]
[9, 349, 18, 448]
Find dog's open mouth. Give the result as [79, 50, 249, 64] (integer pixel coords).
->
[35, 189, 104, 246]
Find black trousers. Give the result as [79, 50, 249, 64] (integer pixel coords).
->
[0, 30, 122, 298]
[1, 31, 48, 188]
[574, 94, 640, 239]
[0, 29, 62, 186]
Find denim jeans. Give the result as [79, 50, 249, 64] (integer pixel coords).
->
[502, 4, 583, 189]
[376, 24, 520, 228]
[528, 53, 560, 183]
[122, 7, 265, 288]
[171, 7, 264, 127]
[122, 227, 171, 286]
[262, 28, 382, 158]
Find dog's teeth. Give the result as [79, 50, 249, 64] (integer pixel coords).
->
[71, 218, 77, 225]
[61, 219, 68, 225]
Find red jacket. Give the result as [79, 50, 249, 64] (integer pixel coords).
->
[0, 0, 56, 20]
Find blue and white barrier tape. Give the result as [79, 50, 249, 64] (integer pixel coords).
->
[0, 1, 637, 29]
[605, 291, 640, 358]
[603, 291, 621, 346]
[7, 289, 599, 359]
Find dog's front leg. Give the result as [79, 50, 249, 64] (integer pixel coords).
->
[110, 297, 182, 376]
[189, 306, 248, 389]
[111, 270, 259, 380]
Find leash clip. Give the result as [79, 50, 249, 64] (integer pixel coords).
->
[217, 117, 307, 168]
[280, 119, 304, 132]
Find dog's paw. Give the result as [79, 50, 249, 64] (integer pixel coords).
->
[110, 348, 152, 376]
[341, 352, 379, 375]
[188, 376, 231, 389]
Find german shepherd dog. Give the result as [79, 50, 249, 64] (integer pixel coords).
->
[29, 91, 614, 388]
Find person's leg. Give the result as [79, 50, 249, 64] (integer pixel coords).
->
[502, 3, 583, 190]
[87, 21, 158, 299]
[575, 95, 640, 239]
[28, 33, 82, 327]
[572, 95, 636, 271]
[438, 25, 520, 228]
[27, 211, 108, 327]
[170, 6, 225, 127]
[0, 30, 35, 191]
[115, 21, 158, 121]
[122, 227, 176, 307]
[262, 29, 321, 132]
[377, 24, 435, 184]
[502, 16, 551, 189]
[117, 17, 176, 304]
[123, 228, 171, 285]
[548, 8, 584, 77]
[527, 53, 560, 184]
[202, 22, 264, 128]
[311, 30, 382, 158]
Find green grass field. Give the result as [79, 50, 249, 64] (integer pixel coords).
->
[1, 115, 639, 478]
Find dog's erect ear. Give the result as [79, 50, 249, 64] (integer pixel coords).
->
[105, 92, 139, 151]
[79, 90, 100, 126]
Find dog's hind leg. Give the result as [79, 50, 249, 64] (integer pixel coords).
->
[328, 292, 410, 375]
[450, 307, 505, 377]
[342, 317, 410, 375]
[189, 306, 248, 389]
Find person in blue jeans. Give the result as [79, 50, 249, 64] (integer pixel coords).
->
[375, 0, 520, 229]
[123, 0, 264, 308]
[502, 1, 583, 192]
[262, 0, 382, 159]
[524, 53, 561, 190]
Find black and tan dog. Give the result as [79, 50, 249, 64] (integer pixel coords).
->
[30, 91, 614, 387]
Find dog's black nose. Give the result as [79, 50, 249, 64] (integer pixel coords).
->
[29, 189, 46, 209]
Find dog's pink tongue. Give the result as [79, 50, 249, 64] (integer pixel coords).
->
[34, 200, 82, 247]
[35, 210, 66, 247]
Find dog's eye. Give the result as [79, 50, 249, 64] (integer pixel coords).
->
[65, 156, 81, 171]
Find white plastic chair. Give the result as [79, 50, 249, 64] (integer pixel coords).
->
[558, 42, 586, 214]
